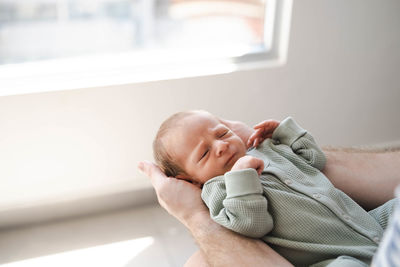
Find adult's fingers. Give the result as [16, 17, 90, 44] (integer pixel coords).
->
[137, 161, 166, 187]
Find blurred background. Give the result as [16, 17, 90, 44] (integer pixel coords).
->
[0, 0, 399, 266]
[0, 0, 266, 64]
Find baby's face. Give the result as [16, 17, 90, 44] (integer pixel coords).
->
[164, 111, 247, 184]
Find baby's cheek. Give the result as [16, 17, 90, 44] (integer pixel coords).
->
[205, 169, 225, 182]
[199, 175, 214, 184]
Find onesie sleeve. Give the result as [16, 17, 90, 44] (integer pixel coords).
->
[272, 117, 326, 170]
[310, 256, 369, 267]
[201, 168, 273, 238]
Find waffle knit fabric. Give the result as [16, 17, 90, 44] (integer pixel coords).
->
[201, 117, 396, 267]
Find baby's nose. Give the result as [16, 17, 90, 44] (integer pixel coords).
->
[215, 141, 228, 156]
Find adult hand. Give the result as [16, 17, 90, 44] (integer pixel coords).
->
[137, 161, 209, 227]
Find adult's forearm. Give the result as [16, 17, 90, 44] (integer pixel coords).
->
[186, 212, 293, 267]
[322, 148, 400, 210]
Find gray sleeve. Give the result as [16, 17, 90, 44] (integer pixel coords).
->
[201, 168, 273, 238]
[272, 117, 326, 170]
[310, 256, 369, 267]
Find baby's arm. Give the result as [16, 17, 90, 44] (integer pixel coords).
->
[201, 156, 273, 238]
[271, 117, 326, 170]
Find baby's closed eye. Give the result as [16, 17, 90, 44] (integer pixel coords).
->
[200, 149, 209, 160]
[219, 130, 230, 138]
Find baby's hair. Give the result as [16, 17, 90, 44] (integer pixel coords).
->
[153, 110, 197, 177]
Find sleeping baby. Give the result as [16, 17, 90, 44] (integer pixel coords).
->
[152, 110, 395, 267]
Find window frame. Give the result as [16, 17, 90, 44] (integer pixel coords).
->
[0, 0, 293, 97]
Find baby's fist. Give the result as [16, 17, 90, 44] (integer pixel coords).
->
[231, 155, 264, 175]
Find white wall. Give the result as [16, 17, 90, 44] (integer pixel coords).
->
[1, 0, 399, 222]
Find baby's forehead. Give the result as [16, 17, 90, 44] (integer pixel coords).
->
[167, 114, 219, 142]
[183, 113, 222, 132]
[184, 111, 220, 125]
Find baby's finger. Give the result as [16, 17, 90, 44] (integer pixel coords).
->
[264, 133, 273, 139]
[247, 134, 256, 147]
[253, 120, 268, 129]
[256, 160, 264, 175]
[247, 129, 262, 147]
[245, 139, 252, 149]
[252, 139, 257, 148]
[247, 134, 255, 147]
[252, 138, 257, 148]
[246, 140, 253, 149]
[253, 137, 262, 148]
[253, 120, 274, 129]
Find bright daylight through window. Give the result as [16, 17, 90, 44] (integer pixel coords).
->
[0, 0, 288, 95]
[0, 0, 270, 64]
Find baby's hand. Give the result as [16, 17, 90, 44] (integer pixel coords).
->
[231, 155, 264, 175]
[247, 119, 280, 148]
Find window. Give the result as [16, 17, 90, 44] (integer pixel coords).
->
[0, 0, 292, 95]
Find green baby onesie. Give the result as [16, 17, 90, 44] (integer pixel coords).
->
[201, 117, 395, 267]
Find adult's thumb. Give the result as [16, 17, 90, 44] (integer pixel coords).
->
[137, 161, 151, 175]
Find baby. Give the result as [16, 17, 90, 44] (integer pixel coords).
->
[153, 110, 395, 267]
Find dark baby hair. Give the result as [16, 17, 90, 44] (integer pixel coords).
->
[153, 111, 195, 177]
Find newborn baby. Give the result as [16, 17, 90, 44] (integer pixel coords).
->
[153, 110, 395, 267]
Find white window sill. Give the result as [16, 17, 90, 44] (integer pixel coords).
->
[0, 50, 284, 97]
